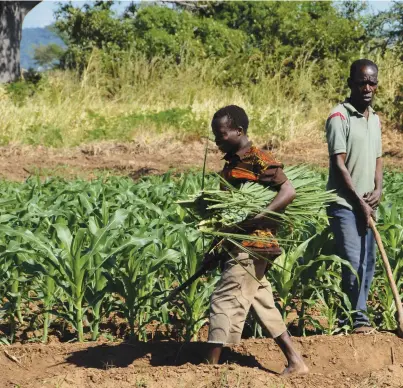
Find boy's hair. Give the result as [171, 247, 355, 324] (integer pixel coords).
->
[212, 105, 249, 133]
[350, 59, 378, 78]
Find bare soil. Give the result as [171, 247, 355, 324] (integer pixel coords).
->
[1, 333, 402, 387]
[1, 130, 402, 182]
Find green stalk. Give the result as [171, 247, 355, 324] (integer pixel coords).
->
[91, 300, 102, 341]
[136, 287, 150, 341]
[10, 252, 24, 325]
[91, 255, 107, 341]
[42, 311, 49, 343]
[298, 301, 306, 336]
[129, 314, 135, 338]
[74, 269, 85, 342]
[188, 278, 200, 342]
[127, 290, 136, 338]
[42, 275, 55, 343]
[76, 296, 84, 342]
[201, 133, 209, 191]
[9, 315, 16, 344]
[185, 237, 199, 341]
[11, 268, 23, 324]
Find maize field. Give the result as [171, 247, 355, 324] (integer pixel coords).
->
[0, 168, 402, 344]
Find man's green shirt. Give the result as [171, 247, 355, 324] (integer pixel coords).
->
[326, 100, 382, 210]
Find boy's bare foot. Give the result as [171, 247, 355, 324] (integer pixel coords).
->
[274, 331, 309, 376]
[281, 358, 309, 376]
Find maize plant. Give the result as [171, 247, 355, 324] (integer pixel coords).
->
[169, 226, 219, 341]
[111, 235, 182, 340]
[0, 169, 401, 343]
[371, 201, 403, 330]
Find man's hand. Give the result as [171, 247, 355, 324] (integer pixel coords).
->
[359, 199, 374, 226]
[364, 189, 382, 209]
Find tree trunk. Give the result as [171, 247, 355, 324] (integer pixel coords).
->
[0, 1, 41, 83]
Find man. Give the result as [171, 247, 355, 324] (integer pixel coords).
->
[204, 105, 308, 375]
[326, 59, 383, 333]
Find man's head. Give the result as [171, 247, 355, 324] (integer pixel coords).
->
[348, 59, 378, 109]
[211, 105, 249, 154]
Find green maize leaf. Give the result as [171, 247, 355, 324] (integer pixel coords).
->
[0, 226, 60, 268]
[54, 224, 73, 251]
[72, 228, 87, 260]
[0, 215, 17, 223]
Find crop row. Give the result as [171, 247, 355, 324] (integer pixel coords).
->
[0, 170, 401, 343]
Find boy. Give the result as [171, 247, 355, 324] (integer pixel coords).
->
[204, 105, 308, 375]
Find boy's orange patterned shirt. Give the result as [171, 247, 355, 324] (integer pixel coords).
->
[221, 142, 287, 257]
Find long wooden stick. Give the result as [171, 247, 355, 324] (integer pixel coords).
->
[369, 218, 403, 338]
[160, 266, 208, 306]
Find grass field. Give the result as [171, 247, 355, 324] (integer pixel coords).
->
[0, 50, 401, 149]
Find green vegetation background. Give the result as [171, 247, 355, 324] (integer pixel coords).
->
[0, 1, 402, 343]
[1, 1, 402, 147]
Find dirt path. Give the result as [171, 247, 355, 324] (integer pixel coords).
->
[1, 333, 402, 387]
[1, 132, 402, 181]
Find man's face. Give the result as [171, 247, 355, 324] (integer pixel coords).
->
[349, 65, 378, 106]
[212, 116, 242, 154]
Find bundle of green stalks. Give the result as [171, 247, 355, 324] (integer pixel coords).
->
[179, 165, 336, 244]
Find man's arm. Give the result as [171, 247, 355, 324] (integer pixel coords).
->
[331, 153, 373, 225]
[364, 157, 383, 208]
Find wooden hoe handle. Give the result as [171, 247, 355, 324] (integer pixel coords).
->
[369, 217, 403, 338]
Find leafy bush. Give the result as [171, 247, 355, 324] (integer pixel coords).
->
[54, 2, 367, 84]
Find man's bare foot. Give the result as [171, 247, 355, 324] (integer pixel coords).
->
[281, 357, 309, 376]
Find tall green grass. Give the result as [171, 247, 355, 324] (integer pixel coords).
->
[0, 50, 401, 147]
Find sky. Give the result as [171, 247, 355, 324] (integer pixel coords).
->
[23, 0, 130, 29]
[23, 0, 395, 29]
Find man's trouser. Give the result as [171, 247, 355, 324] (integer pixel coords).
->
[327, 204, 376, 328]
[208, 252, 286, 345]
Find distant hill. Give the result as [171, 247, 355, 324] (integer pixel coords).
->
[21, 27, 66, 70]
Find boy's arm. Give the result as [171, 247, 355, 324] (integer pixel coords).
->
[239, 162, 296, 230]
[240, 179, 295, 229]
[266, 179, 296, 212]
[255, 178, 296, 215]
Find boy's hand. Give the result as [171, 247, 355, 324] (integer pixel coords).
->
[202, 252, 219, 270]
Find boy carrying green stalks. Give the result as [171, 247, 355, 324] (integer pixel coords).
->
[204, 105, 308, 375]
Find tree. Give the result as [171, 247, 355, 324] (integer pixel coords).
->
[173, 1, 367, 63]
[54, 2, 247, 69]
[0, 1, 42, 83]
[33, 43, 65, 69]
[54, 1, 134, 70]
[379, 2, 403, 57]
[132, 5, 248, 61]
